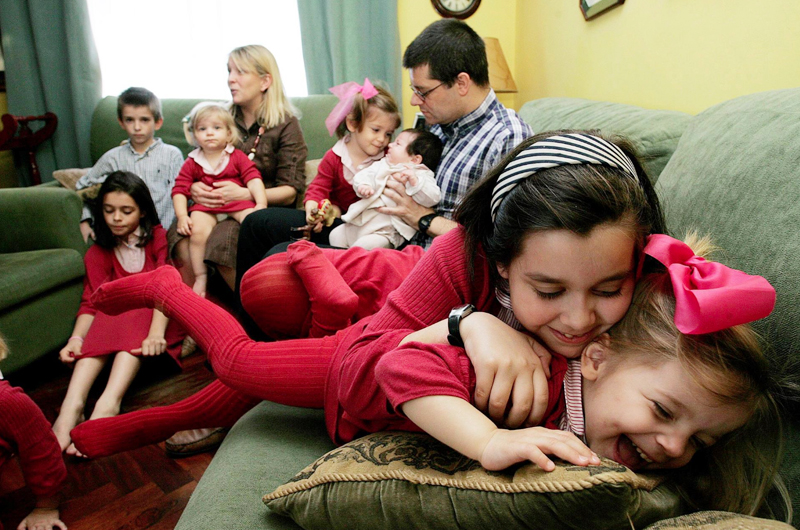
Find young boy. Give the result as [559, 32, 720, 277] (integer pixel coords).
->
[328, 129, 443, 249]
[76, 87, 183, 242]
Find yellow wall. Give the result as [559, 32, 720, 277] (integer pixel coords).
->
[516, 1, 800, 114]
[397, 0, 518, 127]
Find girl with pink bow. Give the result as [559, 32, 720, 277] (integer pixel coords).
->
[299, 79, 401, 243]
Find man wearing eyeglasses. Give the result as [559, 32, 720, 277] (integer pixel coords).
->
[379, 19, 532, 248]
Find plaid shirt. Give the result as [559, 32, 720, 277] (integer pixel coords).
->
[77, 138, 184, 228]
[410, 90, 532, 248]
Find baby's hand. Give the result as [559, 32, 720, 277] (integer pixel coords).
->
[479, 427, 600, 472]
[18, 507, 67, 530]
[59, 338, 82, 364]
[357, 184, 375, 198]
[177, 215, 193, 236]
[133, 334, 167, 356]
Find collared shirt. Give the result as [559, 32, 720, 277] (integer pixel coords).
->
[77, 138, 183, 228]
[188, 144, 235, 175]
[410, 90, 532, 248]
[113, 227, 146, 273]
[559, 359, 586, 440]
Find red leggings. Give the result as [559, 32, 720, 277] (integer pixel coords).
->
[70, 266, 338, 458]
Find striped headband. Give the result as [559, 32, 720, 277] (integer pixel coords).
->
[490, 133, 639, 221]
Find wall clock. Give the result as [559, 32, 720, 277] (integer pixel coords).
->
[431, 0, 481, 20]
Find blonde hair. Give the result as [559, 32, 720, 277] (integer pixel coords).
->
[334, 84, 401, 139]
[608, 233, 787, 518]
[229, 45, 297, 129]
[184, 102, 240, 148]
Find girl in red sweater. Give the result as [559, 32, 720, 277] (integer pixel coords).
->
[0, 335, 67, 530]
[52, 172, 184, 456]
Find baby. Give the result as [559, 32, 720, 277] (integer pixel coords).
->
[328, 129, 443, 249]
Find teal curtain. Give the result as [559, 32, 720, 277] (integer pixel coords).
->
[0, 0, 101, 185]
[298, 0, 401, 111]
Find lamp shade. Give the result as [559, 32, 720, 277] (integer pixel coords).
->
[483, 37, 517, 93]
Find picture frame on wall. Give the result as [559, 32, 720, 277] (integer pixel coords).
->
[580, 0, 625, 20]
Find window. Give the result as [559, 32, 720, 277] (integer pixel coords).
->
[87, 0, 308, 99]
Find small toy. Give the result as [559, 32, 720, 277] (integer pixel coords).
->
[291, 199, 335, 240]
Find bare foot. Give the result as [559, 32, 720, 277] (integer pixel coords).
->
[167, 428, 217, 445]
[66, 442, 88, 458]
[192, 274, 208, 298]
[52, 408, 85, 452]
[89, 400, 121, 421]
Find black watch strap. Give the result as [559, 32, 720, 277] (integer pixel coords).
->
[447, 304, 475, 347]
[418, 213, 438, 237]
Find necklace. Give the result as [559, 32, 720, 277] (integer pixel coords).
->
[248, 126, 265, 160]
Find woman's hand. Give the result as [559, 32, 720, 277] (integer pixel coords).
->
[133, 334, 167, 356]
[479, 427, 599, 472]
[461, 313, 552, 428]
[59, 338, 83, 364]
[189, 181, 226, 209]
[211, 180, 252, 202]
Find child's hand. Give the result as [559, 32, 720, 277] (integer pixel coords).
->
[479, 427, 600, 472]
[18, 506, 67, 530]
[304, 201, 325, 233]
[460, 313, 552, 429]
[79, 221, 95, 243]
[133, 334, 167, 356]
[59, 339, 82, 364]
[357, 184, 375, 198]
[177, 215, 193, 236]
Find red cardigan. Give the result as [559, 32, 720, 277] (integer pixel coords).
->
[0, 381, 66, 498]
[323, 228, 567, 444]
[303, 148, 360, 212]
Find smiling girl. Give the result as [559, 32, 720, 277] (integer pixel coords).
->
[52, 171, 184, 456]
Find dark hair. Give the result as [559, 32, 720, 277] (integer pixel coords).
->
[334, 84, 401, 139]
[117, 87, 162, 121]
[402, 19, 489, 88]
[91, 171, 160, 249]
[404, 129, 444, 171]
[455, 129, 666, 278]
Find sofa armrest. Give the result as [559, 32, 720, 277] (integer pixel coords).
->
[0, 187, 86, 255]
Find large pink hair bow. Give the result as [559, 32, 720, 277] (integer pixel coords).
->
[643, 234, 776, 334]
[325, 78, 379, 136]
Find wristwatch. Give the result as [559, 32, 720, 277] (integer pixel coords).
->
[447, 304, 475, 347]
[417, 213, 438, 237]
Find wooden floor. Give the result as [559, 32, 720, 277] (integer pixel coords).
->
[0, 349, 218, 530]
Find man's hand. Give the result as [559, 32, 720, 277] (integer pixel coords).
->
[376, 178, 431, 227]
[79, 221, 95, 243]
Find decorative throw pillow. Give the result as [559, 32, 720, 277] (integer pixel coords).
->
[52, 168, 90, 191]
[264, 431, 683, 530]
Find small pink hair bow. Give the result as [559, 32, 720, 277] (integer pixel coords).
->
[325, 78, 379, 136]
[643, 234, 776, 334]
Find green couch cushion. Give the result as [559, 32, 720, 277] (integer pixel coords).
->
[0, 249, 85, 310]
[90, 95, 339, 163]
[655, 86, 800, 518]
[518, 97, 693, 182]
[265, 432, 682, 530]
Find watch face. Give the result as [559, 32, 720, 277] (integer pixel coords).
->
[432, 0, 481, 19]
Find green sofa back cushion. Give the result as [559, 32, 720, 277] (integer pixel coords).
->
[518, 97, 693, 182]
[90, 95, 339, 163]
[655, 86, 800, 518]
[265, 432, 683, 530]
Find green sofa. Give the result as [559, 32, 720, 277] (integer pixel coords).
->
[0, 94, 338, 375]
[0, 186, 86, 374]
[173, 89, 800, 529]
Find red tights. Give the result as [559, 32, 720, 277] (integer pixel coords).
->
[70, 266, 337, 458]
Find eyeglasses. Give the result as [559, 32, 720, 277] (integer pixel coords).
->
[410, 82, 444, 101]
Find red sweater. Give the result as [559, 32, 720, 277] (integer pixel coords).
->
[324, 228, 567, 444]
[303, 148, 360, 212]
[172, 149, 261, 214]
[0, 381, 66, 498]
